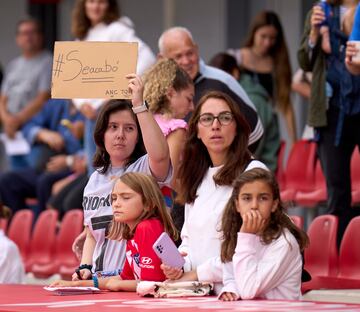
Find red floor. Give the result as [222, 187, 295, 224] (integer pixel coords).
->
[0, 284, 359, 312]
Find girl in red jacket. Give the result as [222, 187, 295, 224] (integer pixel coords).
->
[51, 172, 178, 291]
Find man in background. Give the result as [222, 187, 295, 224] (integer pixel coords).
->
[0, 18, 52, 169]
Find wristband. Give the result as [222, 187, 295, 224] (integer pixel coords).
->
[78, 264, 93, 271]
[92, 275, 99, 289]
[132, 101, 149, 114]
[75, 264, 92, 280]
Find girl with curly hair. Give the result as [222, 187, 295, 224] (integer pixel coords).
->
[144, 58, 194, 190]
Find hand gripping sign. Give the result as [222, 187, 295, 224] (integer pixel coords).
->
[51, 41, 138, 99]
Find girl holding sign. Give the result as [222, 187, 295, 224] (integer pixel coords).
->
[71, 74, 171, 281]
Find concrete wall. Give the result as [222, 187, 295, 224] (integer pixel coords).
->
[0, 0, 27, 67]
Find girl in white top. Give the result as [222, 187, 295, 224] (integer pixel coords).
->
[0, 206, 25, 284]
[161, 91, 267, 294]
[219, 168, 309, 301]
[72, 74, 171, 280]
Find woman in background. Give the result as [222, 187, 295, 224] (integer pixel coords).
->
[228, 11, 296, 145]
[71, 0, 155, 174]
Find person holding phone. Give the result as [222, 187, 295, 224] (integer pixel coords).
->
[71, 74, 172, 281]
[298, 0, 360, 248]
[161, 91, 267, 294]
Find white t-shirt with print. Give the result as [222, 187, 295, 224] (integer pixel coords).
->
[83, 154, 171, 272]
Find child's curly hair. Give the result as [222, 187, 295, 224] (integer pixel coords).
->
[143, 58, 193, 115]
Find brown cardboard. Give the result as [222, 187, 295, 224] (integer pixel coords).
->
[51, 41, 138, 99]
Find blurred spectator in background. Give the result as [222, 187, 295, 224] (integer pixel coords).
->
[71, 0, 155, 174]
[291, 69, 315, 140]
[0, 99, 84, 218]
[0, 18, 52, 169]
[157, 26, 263, 153]
[346, 2, 360, 74]
[298, 0, 360, 247]
[228, 11, 296, 147]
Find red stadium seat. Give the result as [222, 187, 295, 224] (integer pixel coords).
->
[295, 159, 327, 207]
[289, 215, 304, 229]
[57, 209, 84, 279]
[303, 216, 360, 291]
[32, 209, 83, 278]
[26, 209, 58, 273]
[304, 215, 338, 278]
[302, 215, 339, 292]
[337, 216, 360, 279]
[280, 140, 317, 203]
[7, 209, 34, 260]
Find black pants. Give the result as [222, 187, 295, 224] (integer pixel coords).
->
[0, 168, 71, 218]
[48, 173, 88, 217]
[317, 104, 360, 247]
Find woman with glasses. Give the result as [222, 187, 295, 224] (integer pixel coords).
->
[161, 91, 267, 294]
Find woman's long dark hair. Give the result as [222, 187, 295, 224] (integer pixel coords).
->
[93, 100, 145, 174]
[177, 91, 251, 204]
[243, 11, 292, 113]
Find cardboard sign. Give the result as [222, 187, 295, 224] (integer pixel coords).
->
[51, 41, 138, 99]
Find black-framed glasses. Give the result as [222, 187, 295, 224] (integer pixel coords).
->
[198, 112, 234, 127]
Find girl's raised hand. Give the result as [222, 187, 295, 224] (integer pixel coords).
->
[126, 74, 144, 107]
[240, 210, 266, 234]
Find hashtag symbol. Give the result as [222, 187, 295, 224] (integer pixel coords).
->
[53, 53, 65, 78]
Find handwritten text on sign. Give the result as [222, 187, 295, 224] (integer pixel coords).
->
[51, 41, 138, 99]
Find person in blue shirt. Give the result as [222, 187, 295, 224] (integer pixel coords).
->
[0, 99, 85, 218]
